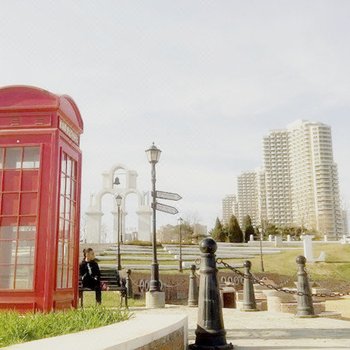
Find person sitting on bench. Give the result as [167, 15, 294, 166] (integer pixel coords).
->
[79, 248, 102, 305]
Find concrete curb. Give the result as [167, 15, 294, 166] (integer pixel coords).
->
[4, 312, 188, 350]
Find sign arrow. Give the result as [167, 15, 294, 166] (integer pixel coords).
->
[153, 191, 182, 201]
[152, 202, 179, 215]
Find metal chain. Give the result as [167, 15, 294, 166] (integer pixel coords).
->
[163, 280, 188, 289]
[251, 271, 298, 289]
[216, 258, 350, 298]
[217, 259, 306, 296]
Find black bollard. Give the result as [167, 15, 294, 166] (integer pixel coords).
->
[241, 260, 258, 312]
[115, 268, 121, 287]
[126, 269, 133, 299]
[189, 238, 233, 350]
[295, 255, 316, 318]
[188, 264, 199, 307]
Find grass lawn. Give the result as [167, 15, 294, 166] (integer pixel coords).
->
[0, 307, 130, 348]
[81, 291, 145, 308]
[99, 243, 350, 285]
[214, 244, 350, 284]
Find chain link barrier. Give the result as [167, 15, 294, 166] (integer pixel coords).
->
[132, 278, 187, 293]
[216, 258, 350, 298]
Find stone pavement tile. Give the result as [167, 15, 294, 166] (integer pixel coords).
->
[131, 305, 350, 350]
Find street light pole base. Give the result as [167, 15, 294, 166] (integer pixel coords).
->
[146, 291, 165, 308]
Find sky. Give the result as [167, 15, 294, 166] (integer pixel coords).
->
[1, 1, 350, 237]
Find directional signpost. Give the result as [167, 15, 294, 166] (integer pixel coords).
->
[152, 202, 179, 215]
[152, 190, 182, 215]
[154, 191, 182, 201]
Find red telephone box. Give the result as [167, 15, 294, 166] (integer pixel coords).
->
[0, 86, 83, 312]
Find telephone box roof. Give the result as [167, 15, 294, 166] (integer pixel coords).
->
[0, 85, 83, 132]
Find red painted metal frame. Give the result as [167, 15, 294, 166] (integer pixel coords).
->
[0, 86, 83, 312]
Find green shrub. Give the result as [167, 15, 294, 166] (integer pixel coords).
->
[0, 307, 130, 348]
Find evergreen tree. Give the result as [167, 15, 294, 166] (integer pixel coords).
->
[243, 215, 255, 242]
[210, 217, 226, 242]
[244, 224, 255, 242]
[227, 215, 243, 243]
[242, 215, 252, 229]
[265, 223, 279, 236]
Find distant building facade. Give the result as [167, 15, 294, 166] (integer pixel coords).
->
[287, 120, 343, 237]
[231, 120, 345, 238]
[222, 194, 238, 225]
[263, 129, 293, 227]
[256, 168, 267, 226]
[342, 210, 349, 236]
[237, 171, 259, 227]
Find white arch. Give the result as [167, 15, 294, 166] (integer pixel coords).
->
[85, 164, 152, 243]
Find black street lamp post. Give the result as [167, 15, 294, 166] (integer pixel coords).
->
[145, 142, 162, 292]
[120, 208, 123, 244]
[178, 217, 183, 272]
[258, 227, 265, 272]
[115, 194, 122, 271]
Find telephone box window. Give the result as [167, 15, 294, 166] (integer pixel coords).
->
[23, 147, 40, 169]
[0, 146, 40, 290]
[4, 148, 22, 169]
[56, 152, 77, 289]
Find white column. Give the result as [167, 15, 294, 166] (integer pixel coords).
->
[111, 210, 118, 243]
[102, 171, 111, 189]
[85, 210, 103, 243]
[136, 205, 152, 242]
[121, 210, 127, 242]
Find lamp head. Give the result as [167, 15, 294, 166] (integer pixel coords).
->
[145, 142, 162, 164]
[115, 194, 122, 206]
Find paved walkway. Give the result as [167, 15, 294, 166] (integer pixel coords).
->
[131, 305, 350, 349]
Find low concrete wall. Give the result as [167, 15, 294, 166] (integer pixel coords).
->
[5, 312, 188, 350]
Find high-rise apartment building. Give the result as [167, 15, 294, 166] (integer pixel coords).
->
[342, 210, 348, 235]
[222, 194, 238, 225]
[287, 120, 343, 237]
[263, 130, 293, 227]
[256, 168, 267, 226]
[237, 171, 259, 226]
[232, 120, 344, 237]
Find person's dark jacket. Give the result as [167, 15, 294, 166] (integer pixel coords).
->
[79, 259, 101, 289]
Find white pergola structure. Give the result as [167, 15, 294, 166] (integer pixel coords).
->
[84, 164, 152, 243]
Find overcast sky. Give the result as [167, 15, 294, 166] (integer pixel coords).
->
[1, 1, 350, 235]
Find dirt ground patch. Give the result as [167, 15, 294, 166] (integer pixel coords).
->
[326, 297, 350, 319]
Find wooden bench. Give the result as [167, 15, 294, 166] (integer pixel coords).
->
[79, 282, 128, 308]
[79, 268, 128, 308]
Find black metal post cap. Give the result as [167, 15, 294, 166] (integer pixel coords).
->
[243, 260, 252, 269]
[296, 255, 306, 265]
[199, 237, 217, 253]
